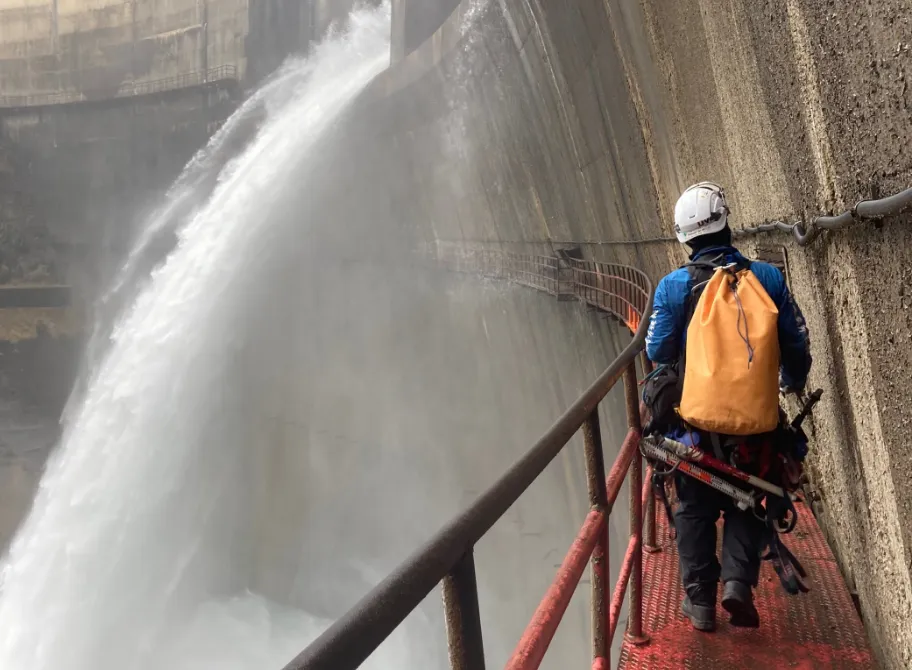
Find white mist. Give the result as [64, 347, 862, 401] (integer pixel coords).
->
[0, 5, 407, 669]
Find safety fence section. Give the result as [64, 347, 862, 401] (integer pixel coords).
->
[0, 65, 239, 109]
[501, 252, 561, 295]
[435, 247, 562, 295]
[282, 247, 657, 670]
[569, 260, 651, 333]
[434, 245, 651, 329]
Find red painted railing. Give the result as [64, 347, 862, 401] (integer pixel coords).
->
[283, 246, 655, 670]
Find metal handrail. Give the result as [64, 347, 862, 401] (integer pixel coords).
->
[502, 252, 560, 295]
[433, 246, 651, 328]
[282, 248, 656, 670]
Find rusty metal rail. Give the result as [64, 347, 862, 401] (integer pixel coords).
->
[283, 247, 655, 670]
[502, 252, 560, 295]
[569, 259, 650, 332]
[435, 245, 651, 322]
[434, 247, 561, 295]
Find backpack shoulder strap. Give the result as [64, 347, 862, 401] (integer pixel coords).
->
[680, 253, 751, 316]
[681, 254, 724, 323]
[678, 254, 729, 378]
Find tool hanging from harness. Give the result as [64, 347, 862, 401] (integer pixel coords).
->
[641, 436, 809, 594]
[763, 388, 821, 594]
[641, 389, 822, 596]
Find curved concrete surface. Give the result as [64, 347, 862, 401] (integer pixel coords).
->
[242, 259, 635, 667]
[323, 0, 912, 665]
[2, 0, 910, 665]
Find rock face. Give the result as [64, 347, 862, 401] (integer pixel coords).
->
[330, 0, 911, 666]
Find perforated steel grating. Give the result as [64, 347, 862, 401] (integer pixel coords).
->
[619, 503, 875, 669]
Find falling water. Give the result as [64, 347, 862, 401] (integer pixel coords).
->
[0, 5, 412, 669]
[66, 59, 311, 427]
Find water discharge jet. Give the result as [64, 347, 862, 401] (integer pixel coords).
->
[0, 3, 636, 668]
[0, 5, 405, 669]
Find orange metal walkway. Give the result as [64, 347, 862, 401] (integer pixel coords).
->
[618, 502, 875, 669]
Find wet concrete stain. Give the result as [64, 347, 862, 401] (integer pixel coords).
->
[340, 0, 912, 665]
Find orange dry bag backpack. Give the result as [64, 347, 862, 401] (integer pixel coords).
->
[679, 262, 780, 436]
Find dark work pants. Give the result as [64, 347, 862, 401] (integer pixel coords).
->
[674, 471, 768, 590]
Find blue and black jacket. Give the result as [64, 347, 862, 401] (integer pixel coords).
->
[645, 245, 812, 391]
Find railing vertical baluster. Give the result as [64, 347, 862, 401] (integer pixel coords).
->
[613, 274, 618, 315]
[613, 277, 619, 318]
[623, 362, 649, 644]
[583, 409, 610, 666]
[639, 352, 660, 554]
[587, 261, 601, 306]
[443, 550, 486, 670]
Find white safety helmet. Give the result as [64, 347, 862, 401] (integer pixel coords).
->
[673, 182, 729, 244]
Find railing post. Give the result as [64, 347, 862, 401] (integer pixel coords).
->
[639, 352, 659, 554]
[624, 362, 649, 645]
[583, 409, 609, 666]
[442, 550, 486, 670]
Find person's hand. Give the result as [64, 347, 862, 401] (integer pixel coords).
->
[779, 372, 803, 397]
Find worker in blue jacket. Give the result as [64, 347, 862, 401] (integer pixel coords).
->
[646, 182, 812, 632]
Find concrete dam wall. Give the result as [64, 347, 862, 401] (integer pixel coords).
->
[0, 0, 910, 666]
[0, 4, 644, 667]
[327, 0, 912, 666]
[0, 0, 346, 100]
[241, 258, 636, 667]
[0, 0, 362, 299]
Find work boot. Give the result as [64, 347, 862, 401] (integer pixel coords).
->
[721, 580, 760, 628]
[681, 583, 716, 632]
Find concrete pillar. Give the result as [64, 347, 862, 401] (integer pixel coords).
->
[390, 0, 459, 62]
[391, 0, 407, 63]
